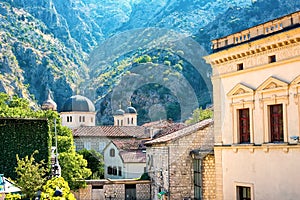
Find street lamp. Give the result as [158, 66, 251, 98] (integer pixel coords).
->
[53, 118, 61, 177]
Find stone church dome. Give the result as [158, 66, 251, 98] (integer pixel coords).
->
[61, 95, 95, 112]
[115, 108, 125, 115]
[126, 106, 137, 114]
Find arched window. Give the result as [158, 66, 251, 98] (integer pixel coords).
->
[110, 148, 115, 157]
[131, 118, 134, 124]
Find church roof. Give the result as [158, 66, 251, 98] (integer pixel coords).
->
[114, 108, 125, 115]
[126, 106, 137, 114]
[42, 90, 57, 111]
[73, 126, 149, 138]
[60, 95, 95, 112]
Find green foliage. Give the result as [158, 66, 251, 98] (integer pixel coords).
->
[41, 177, 76, 200]
[4, 193, 21, 200]
[59, 151, 92, 190]
[0, 118, 51, 180]
[15, 151, 47, 199]
[134, 55, 152, 63]
[185, 107, 213, 125]
[78, 149, 104, 179]
[174, 63, 183, 71]
[163, 60, 171, 66]
[0, 93, 91, 190]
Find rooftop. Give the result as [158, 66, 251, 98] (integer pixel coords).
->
[212, 10, 300, 52]
[119, 150, 146, 163]
[73, 126, 149, 138]
[145, 119, 213, 145]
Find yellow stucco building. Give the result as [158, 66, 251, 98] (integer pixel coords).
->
[204, 11, 300, 200]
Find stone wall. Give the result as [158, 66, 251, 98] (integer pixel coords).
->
[202, 154, 216, 200]
[147, 121, 214, 200]
[73, 181, 151, 200]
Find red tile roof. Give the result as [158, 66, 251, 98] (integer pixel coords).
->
[112, 139, 146, 150]
[145, 119, 213, 145]
[119, 150, 146, 163]
[73, 126, 149, 138]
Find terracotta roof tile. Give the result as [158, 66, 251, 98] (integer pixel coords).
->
[73, 126, 149, 138]
[111, 139, 147, 150]
[119, 150, 146, 163]
[145, 119, 213, 145]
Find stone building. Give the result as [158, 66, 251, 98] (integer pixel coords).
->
[204, 10, 300, 200]
[145, 119, 214, 200]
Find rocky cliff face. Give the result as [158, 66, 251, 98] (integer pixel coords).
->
[0, 2, 87, 109]
[1, 0, 299, 124]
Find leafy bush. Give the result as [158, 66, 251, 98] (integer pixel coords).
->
[185, 107, 213, 125]
[41, 177, 76, 200]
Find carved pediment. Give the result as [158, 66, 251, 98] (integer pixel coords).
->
[257, 77, 288, 92]
[227, 83, 254, 97]
[291, 75, 300, 87]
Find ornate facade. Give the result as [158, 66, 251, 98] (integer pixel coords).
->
[204, 11, 300, 200]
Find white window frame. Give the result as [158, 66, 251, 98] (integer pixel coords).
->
[234, 182, 254, 200]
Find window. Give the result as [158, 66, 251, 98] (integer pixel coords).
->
[127, 118, 130, 125]
[117, 120, 120, 126]
[239, 109, 250, 143]
[265, 27, 269, 33]
[91, 117, 93, 123]
[225, 39, 228, 46]
[110, 148, 115, 157]
[268, 55, 276, 63]
[67, 116, 72, 122]
[79, 116, 81, 122]
[108, 166, 112, 175]
[237, 186, 251, 200]
[247, 33, 250, 39]
[131, 118, 134, 124]
[237, 63, 244, 71]
[270, 104, 283, 142]
[112, 167, 117, 176]
[118, 167, 122, 176]
[82, 116, 85, 122]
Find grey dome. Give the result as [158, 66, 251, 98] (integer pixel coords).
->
[126, 106, 137, 114]
[61, 95, 95, 112]
[115, 108, 125, 115]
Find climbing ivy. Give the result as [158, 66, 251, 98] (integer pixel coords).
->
[0, 118, 51, 179]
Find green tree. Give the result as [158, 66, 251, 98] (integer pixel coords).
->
[14, 151, 47, 199]
[41, 177, 76, 200]
[0, 92, 91, 190]
[185, 107, 213, 125]
[59, 151, 91, 190]
[78, 149, 104, 179]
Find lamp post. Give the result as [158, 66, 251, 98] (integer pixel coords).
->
[53, 118, 61, 177]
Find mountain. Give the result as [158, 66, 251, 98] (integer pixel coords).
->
[1, 0, 299, 124]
